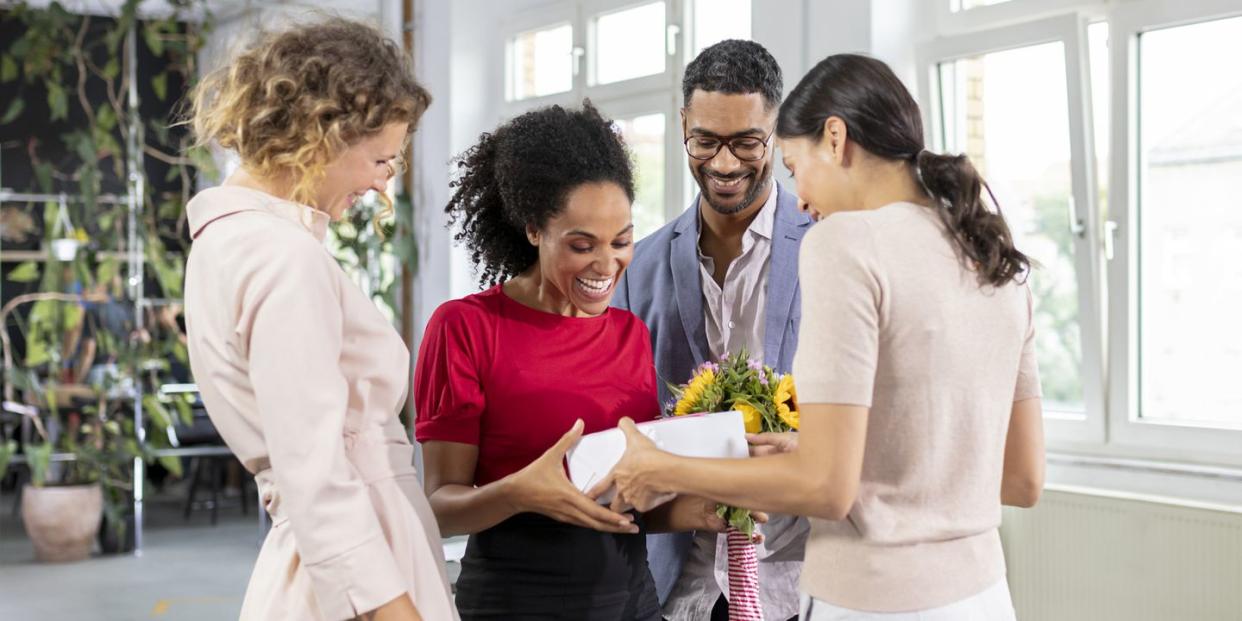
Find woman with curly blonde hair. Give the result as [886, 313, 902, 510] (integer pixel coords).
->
[182, 19, 457, 621]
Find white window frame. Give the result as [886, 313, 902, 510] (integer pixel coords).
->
[917, 14, 1108, 449]
[501, 3, 580, 112]
[500, 0, 691, 230]
[1105, 0, 1242, 464]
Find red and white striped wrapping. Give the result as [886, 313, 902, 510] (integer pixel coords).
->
[725, 526, 764, 620]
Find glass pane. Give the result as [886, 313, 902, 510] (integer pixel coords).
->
[509, 23, 573, 101]
[613, 113, 666, 240]
[937, 42, 1086, 414]
[692, 0, 751, 57]
[949, 0, 1013, 11]
[1138, 16, 1242, 428]
[595, 2, 666, 85]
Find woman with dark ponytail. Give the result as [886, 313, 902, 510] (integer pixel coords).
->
[414, 101, 731, 620]
[603, 54, 1045, 619]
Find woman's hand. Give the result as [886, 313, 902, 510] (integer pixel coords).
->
[746, 432, 798, 456]
[506, 419, 639, 534]
[662, 495, 770, 543]
[588, 417, 678, 513]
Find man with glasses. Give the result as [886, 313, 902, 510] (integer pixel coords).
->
[613, 39, 811, 621]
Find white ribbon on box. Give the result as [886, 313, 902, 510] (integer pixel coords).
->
[566, 411, 750, 506]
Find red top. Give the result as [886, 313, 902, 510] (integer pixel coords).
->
[414, 285, 660, 486]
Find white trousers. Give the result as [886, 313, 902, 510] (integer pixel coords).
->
[798, 579, 1017, 621]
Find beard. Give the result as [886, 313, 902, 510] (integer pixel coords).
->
[696, 165, 773, 216]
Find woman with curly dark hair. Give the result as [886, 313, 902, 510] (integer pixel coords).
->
[414, 102, 728, 619]
[184, 19, 455, 621]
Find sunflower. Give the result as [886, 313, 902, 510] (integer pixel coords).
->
[734, 402, 763, 434]
[774, 374, 800, 431]
[674, 369, 715, 416]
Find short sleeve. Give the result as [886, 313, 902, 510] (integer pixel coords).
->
[414, 301, 488, 445]
[792, 215, 883, 407]
[1014, 283, 1043, 401]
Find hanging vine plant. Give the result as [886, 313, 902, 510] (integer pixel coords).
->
[0, 0, 215, 551]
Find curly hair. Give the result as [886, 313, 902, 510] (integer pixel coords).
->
[446, 101, 635, 287]
[187, 19, 431, 208]
[683, 39, 783, 109]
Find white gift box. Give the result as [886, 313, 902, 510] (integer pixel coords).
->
[566, 411, 750, 505]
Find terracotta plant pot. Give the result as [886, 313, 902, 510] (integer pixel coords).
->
[20, 483, 103, 562]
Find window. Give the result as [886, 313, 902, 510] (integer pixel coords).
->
[935, 41, 1087, 415]
[507, 23, 574, 101]
[920, 15, 1105, 444]
[691, 0, 751, 57]
[501, 0, 752, 241]
[613, 113, 667, 239]
[592, 2, 666, 85]
[1136, 15, 1242, 429]
[925, 1, 1242, 462]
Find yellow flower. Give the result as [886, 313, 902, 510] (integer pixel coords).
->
[674, 369, 715, 416]
[735, 402, 762, 434]
[777, 403, 799, 430]
[774, 374, 799, 430]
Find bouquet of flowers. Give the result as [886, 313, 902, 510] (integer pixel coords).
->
[666, 351, 798, 620]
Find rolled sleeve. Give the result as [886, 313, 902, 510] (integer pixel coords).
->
[792, 215, 883, 407]
[244, 243, 405, 620]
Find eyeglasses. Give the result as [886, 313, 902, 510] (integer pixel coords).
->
[683, 129, 775, 162]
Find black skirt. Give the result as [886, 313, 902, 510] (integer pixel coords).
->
[454, 512, 662, 620]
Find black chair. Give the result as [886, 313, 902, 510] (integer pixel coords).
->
[174, 404, 254, 525]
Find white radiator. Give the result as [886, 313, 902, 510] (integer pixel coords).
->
[1000, 485, 1242, 621]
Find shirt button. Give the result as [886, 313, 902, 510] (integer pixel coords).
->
[728, 321, 735, 329]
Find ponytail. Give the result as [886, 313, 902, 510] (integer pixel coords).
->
[914, 150, 1030, 287]
[778, 53, 1030, 288]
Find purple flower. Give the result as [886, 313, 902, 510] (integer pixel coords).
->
[759, 374, 769, 387]
[747, 359, 763, 372]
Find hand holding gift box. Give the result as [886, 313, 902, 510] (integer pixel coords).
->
[567, 410, 751, 507]
[585, 352, 800, 621]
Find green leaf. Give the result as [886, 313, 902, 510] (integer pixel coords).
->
[7, 261, 40, 283]
[95, 257, 120, 286]
[150, 73, 167, 101]
[33, 162, 54, 193]
[0, 97, 23, 124]
[27, 442, 53, 487]
[47, 82, 68, 120]
[102, 57, 119, 80]
[143, 24, 165, 56]
[0, 440, 17, 478]
[143, 394, 173, 431]
[158, 454, 183, 478]
[96, 104, 117, 133]
[0, 55, 17, 82]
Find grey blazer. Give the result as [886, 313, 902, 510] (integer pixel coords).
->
[612, 181, 812, 604]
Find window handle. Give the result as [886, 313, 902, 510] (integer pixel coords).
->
[667, 24, 681, 57]
[572, 46, 585, 76]
[1104, 220, 1119, 261]
[1068, 195, 1086, 238]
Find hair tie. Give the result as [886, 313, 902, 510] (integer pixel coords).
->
[914, 149, 936, 201]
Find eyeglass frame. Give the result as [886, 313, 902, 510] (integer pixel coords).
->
[682, 127, 776, 162]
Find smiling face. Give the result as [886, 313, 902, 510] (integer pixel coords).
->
[316, 122, 408, 220]
[682, 90, 776, 216]
[527, 181, 634, 317]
